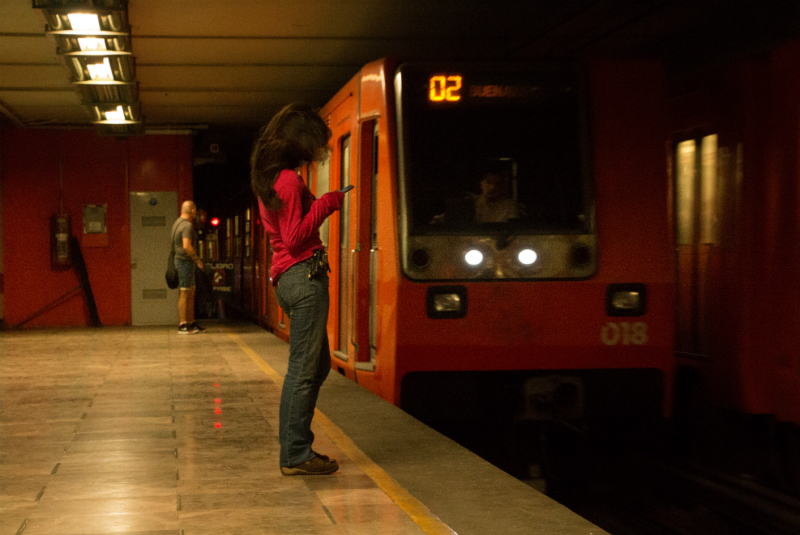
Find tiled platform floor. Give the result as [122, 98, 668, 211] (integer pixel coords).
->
[0, 324, 432, 535]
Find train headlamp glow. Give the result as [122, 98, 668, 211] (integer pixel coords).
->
[427, 286, 468, 319]
[606, 284, 647, 317]
[464, 249, 484, 266]
[433, 293, 461, 313]
[611, 291, 641, 310]
[518, 249, 538, 265]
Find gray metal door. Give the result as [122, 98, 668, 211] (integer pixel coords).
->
[130, 191, 179, 325]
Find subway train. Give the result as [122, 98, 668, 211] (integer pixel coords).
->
[207, 47, 800, 445]
[205, 49, 800, 486]
[206, 57, 677, 432]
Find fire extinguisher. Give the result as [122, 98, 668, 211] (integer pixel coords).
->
[50, 214, 72, 269]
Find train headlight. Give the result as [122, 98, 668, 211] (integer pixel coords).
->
[606, 283, 647, 317]
[464, 249, 484, 266]
[426, 286, 468, 319]
[518, 248, 538, 266]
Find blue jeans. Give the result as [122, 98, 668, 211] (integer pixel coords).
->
[274, 261, 331, 467]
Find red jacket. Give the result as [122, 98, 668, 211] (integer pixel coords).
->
[259, 169, 344, 284]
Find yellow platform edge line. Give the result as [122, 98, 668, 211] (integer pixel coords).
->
[225, 330, 458, 535]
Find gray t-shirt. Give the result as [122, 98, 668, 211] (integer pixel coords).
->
[171, 217, 196, 261]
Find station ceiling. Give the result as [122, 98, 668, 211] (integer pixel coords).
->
[2, 0, 800, 134]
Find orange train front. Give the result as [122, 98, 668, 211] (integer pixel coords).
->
[257, 57, 675, 428]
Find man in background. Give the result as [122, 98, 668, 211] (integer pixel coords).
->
[171, 200, 206, 334]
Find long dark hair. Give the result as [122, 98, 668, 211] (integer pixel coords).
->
[250, 103, 332, 210]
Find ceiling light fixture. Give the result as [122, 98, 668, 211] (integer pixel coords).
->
[89, 102, 140, 125]
[33, 0, 142, 136]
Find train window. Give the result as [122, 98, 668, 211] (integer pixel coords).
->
[676, 140, 696, 245]
[398, 64, 591, 235]
[244, 208, 251, 258]
[675, 133, 723, 355]
[207, 237, 217, 261]
[676, 134, 720, 246]
[337, 135, 352, 360]
[234, 215, 241, 258]
[225, 218, 232, 260]
[317, 152, 331, 249]
[700, 135, 719, 245]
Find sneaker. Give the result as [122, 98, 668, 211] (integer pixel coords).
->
[178, 323, 200, 335]
[281, 456, 339, 476]
[189, 321, 206, 333]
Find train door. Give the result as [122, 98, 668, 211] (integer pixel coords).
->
[674, 134, 725, 359]
[333, 120, 379, 371]
[334, 135, 352, 362]
[355, 120, 378, 371]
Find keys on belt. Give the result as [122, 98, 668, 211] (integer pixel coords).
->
[308, 249, 330, 280]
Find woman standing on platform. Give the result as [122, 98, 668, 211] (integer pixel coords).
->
[251, 103, 348, 475]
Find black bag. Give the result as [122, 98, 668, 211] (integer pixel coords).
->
[166, 249, 178, 288]
[166, 224, 179, 289]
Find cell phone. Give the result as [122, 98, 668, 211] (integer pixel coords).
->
[339, 185, 354, 193]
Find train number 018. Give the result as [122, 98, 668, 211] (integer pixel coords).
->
[601, 322, 648, 346]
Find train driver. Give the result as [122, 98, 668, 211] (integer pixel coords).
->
[474, 169, 523, 223]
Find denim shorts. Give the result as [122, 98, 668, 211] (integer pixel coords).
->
[174, 256, 195, 289]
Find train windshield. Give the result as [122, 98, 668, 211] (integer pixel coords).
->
[398, 64, 591, 235]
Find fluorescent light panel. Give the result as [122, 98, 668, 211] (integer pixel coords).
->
[67, 13, 100, 31]
[78, 37, 107, 51]
[87, 58, 114, 80]
[104, 105, 126, 122]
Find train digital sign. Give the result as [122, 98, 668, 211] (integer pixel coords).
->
[428, 73, 544, 104]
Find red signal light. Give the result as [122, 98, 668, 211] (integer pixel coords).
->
[210, 217, 220, 227]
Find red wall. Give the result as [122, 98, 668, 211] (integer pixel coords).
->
[1, 128, 192, 328]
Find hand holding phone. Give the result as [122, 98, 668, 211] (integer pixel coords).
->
[339, 185, 354, 193]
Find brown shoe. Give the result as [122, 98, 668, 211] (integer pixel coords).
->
[313, 450, 336, 463]
[281, 456, 339, 476]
